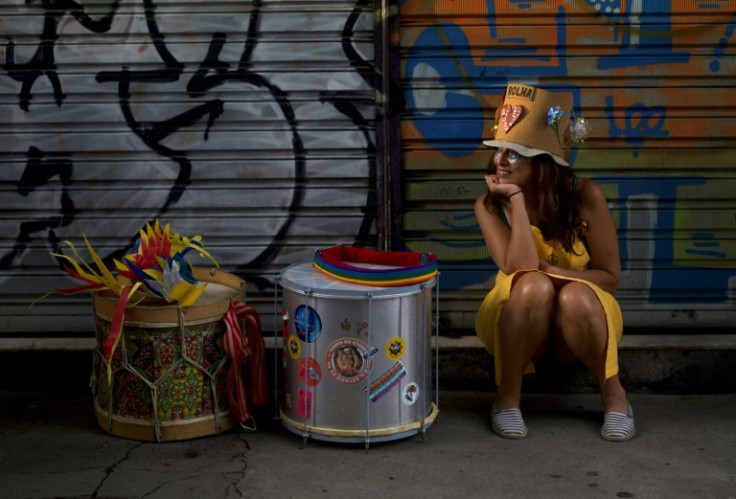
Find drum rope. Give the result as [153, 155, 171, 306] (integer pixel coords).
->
[435, 273, 440, 413]
[421, 283, 427, 435]
[302, 289, 313, 440]
[223, 300, 269, 432]
[273, 276, 281, 423]
[365, 291, 373, 448]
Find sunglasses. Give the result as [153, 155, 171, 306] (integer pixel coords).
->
[493, 149, 521, 161]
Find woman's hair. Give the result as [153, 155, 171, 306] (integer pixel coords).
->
[534, 154, 583, 253]
[484, 153, 583, 253]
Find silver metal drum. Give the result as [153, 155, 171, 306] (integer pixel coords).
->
[277, 262, 439, 444]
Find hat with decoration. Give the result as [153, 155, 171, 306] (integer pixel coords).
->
[483, 84, 589, 167]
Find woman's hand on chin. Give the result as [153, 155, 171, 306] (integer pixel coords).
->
[485, 175, 520, 198]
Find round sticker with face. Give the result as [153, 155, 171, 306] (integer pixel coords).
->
[403, 382, 419, 406]
[325, 338, 372, 384]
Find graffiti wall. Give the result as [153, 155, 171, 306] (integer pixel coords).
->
[0, 1, 379, 336]
[397, 0, 736, 329]
[2, 0, 735, 339]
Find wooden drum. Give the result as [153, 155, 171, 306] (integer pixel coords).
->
[91, 268, 244, 442]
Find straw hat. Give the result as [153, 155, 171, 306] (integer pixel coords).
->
[483, 84, 574, 167]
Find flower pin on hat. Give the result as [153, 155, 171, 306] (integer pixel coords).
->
[547, 105, 566, 151]
[569, 114, 590, 143]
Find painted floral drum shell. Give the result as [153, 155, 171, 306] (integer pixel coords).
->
[92, 268, 245, 442]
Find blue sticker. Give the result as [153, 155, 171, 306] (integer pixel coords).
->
[294, 304, 322, 343]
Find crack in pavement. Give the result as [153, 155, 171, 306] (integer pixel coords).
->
[223, 432, 251, 498]
[91, 441, 145, 498]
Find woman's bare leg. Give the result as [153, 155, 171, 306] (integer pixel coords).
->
[554, 282, 628, 413]
[495, 272, 556, 410]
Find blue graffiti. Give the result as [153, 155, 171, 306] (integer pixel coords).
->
[404, 6, 571, 158]
[605, 97, 669, 147]
[595, 0, 690, 70]
[404, 24, 485, 158]
[402, 1, 734, 303]
[601, 176, 736, 302]
[687, 234, 727, 259]
[440, 212, 479, 231]
[481, 6, 568, 77]
[710, 18, 736, 72]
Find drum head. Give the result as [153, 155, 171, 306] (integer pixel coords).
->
[279, 262, 433, 298]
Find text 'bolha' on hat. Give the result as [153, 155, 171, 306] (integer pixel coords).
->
[483, 84, 588, 167]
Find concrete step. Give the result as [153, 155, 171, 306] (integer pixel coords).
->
[434, 333, 736, 394]
[1, 334, 735, 394]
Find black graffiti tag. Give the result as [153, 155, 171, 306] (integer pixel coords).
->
[1, 146, 76, 268]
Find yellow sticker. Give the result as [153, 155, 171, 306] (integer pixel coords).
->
[287, 334, 302, 360]
[385, 337, 405, 361]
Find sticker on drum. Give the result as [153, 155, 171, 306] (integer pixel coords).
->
[287, 335, 302, 360]
[403, 382, 419, 405]
[366, 361, 406, 402]
[356, 321, 369, 338]
[294, 304, 322, 343]
[299, 357, 323, 387]
[385, 337, 406, 361]
[325, 338, 373, 384]
[297, 388, 312, 418]
[282, 310, 290, 367]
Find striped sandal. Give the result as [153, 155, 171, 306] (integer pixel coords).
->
[601, 403, 635, 442]
[491, 404, 527, 439]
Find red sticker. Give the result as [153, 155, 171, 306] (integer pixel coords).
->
[299, 357, 323, 387]
[501, 104, 522, 133]
[297, 388, 312, 418]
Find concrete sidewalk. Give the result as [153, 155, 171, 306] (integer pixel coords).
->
[1, 388, 734, 499]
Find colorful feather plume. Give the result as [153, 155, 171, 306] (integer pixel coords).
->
[34, 220, 219, 383]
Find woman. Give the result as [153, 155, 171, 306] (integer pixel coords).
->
[474, 84, 634, 441]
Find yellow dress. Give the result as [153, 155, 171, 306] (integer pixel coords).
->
[475, 225, 623, 385]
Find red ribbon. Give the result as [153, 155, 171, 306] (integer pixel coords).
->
[99, 284, 138, 386]
[223, 301, 269, 426]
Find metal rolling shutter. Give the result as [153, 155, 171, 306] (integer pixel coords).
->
[0, 1, 379, 343]
[397, 1, 736, 331]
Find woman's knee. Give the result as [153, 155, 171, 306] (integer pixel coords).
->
[555, 284, 608, 355]
[555, 283, 607, 344]
[510, 272, 556, 307]
[556, 282, 601, 320]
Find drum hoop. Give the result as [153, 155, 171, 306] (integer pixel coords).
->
[313, 245, 438, 287]
[92, 267, 244, 324]
[279, 402, 439, 440]
[280, 262, 436, 298]
[95, 401, 232, 427]
[92, 314, 221, 329]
